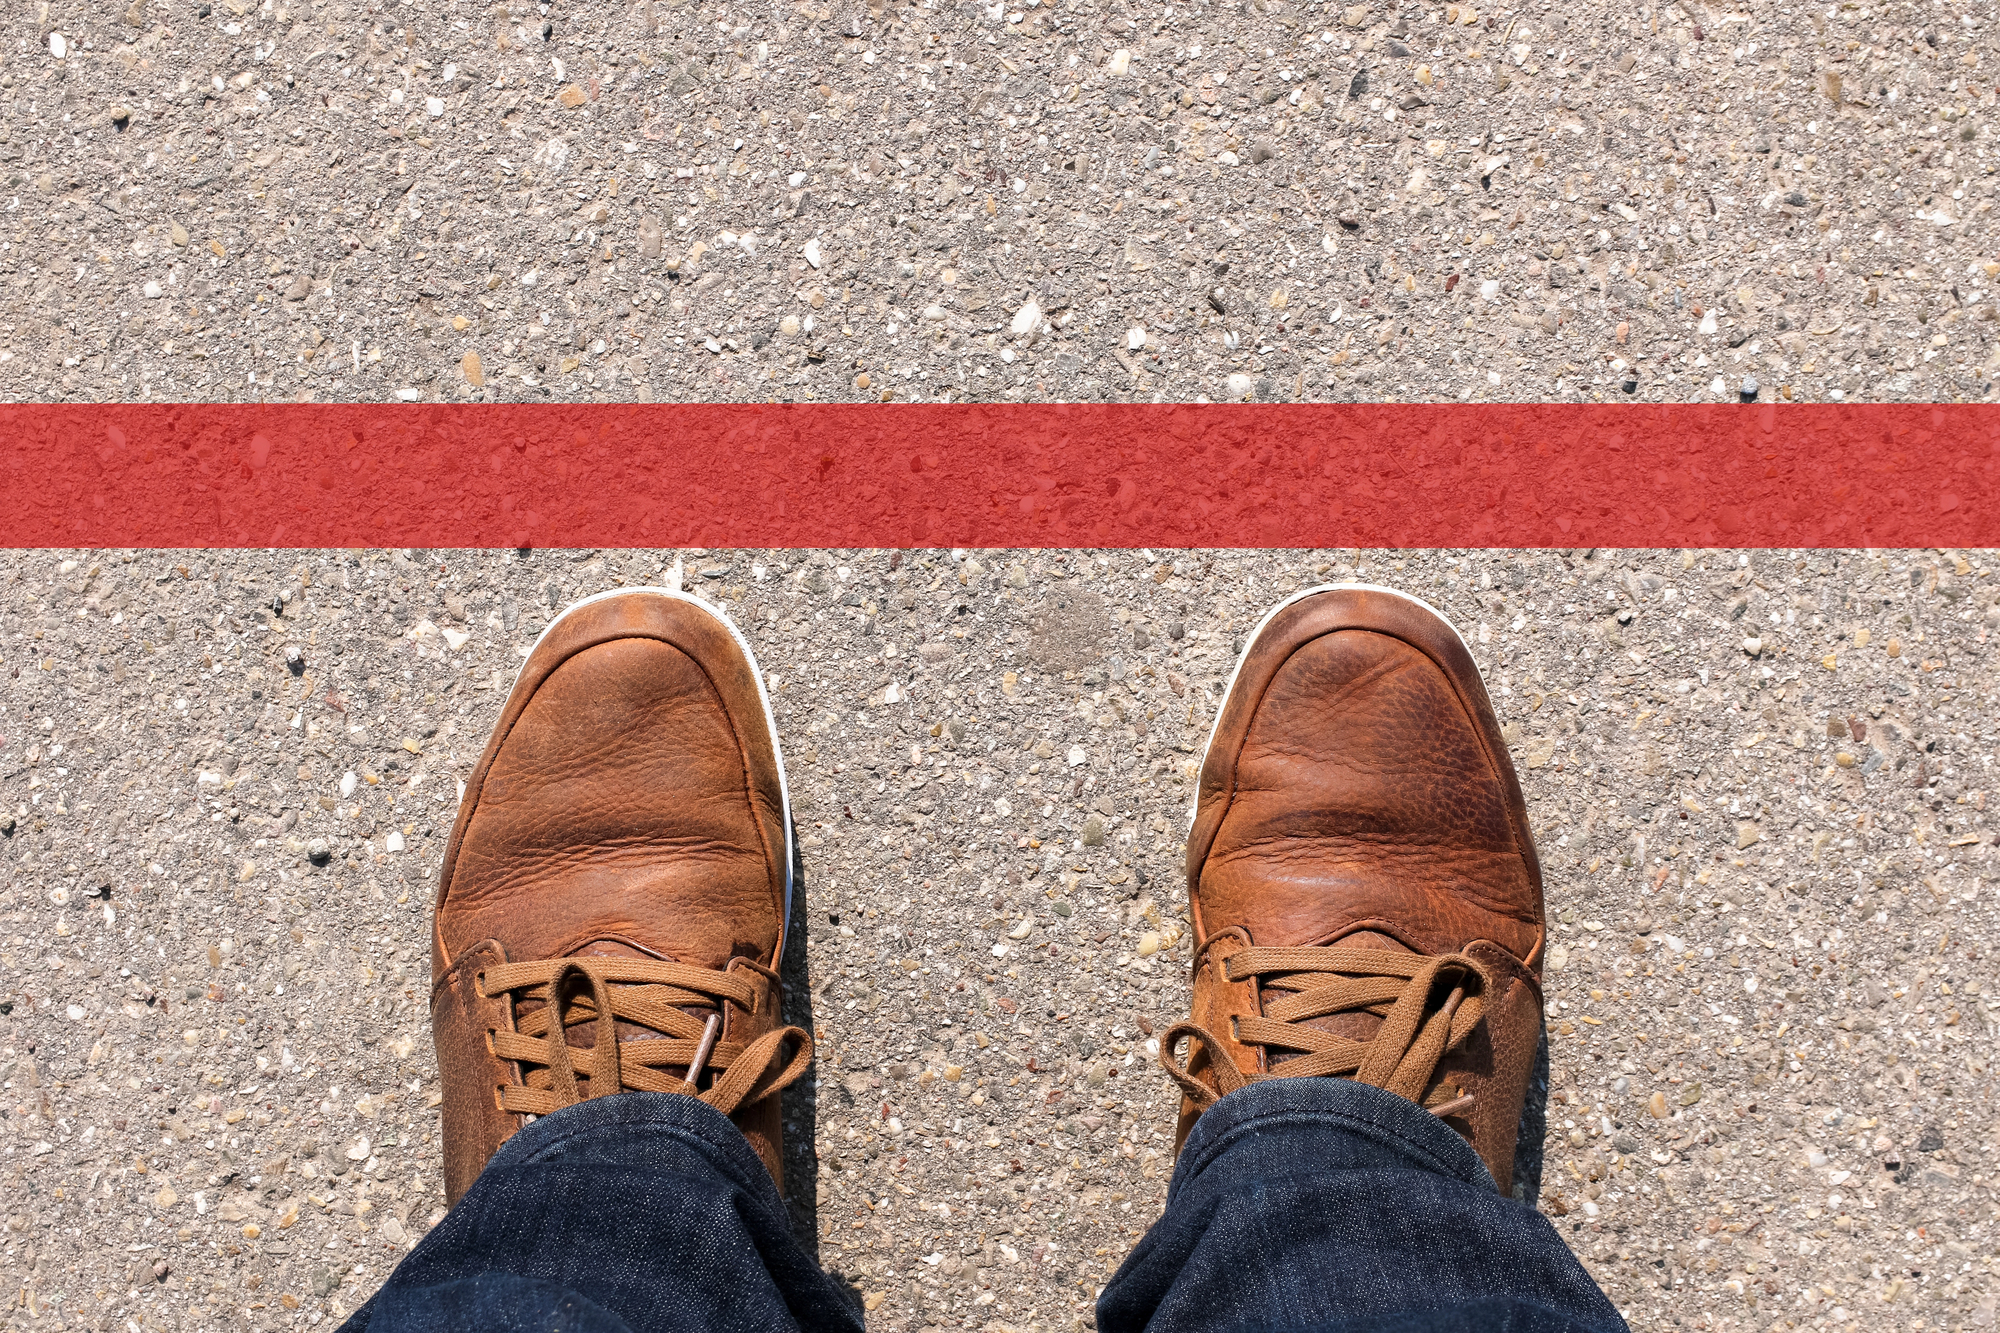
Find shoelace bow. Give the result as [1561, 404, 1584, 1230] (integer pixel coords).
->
[1161, 947, 1490, 1117]
[478, 957, 811, 1118]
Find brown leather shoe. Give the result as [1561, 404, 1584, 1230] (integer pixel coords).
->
[430, 588, 809, 1206]
[1161, 584, 1545, 1194]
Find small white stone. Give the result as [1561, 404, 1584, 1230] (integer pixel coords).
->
[788, 171, 807, 187]
[532, 137, 569, 175]
[779, 314, 800, 335]
[340, 771, 359, 798]
[803, 238, 823, 269]
[425, 95, 445, 118]
[1126, 326, 1146, 350]
[385, 831, 406, 853]
[1226, 372, 1256, 400]
[1217, 150, 1240, 166]
[1066, 744, 1087, 767]
[1010, 298, 1043, 338]
[48, 32, 67, 58]
[1698, 310, 1718, 335]
[142, 279, 162, 298]
[441, 627, 470, 651]
[346, 1135, 371, 1161]
[1106, 47, 1131, 75]
[1008, 918, 1034, 940]
[1741, 636, 1763, 657]
[1479, 279, 1501, 301]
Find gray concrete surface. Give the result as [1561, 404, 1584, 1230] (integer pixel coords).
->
[7, 0, 1999, 402]
[3, 546, 1998, 1333]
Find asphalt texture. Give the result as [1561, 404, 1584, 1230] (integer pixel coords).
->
[3, 546, 1997, 1333]
[11, 0, 2000, 402]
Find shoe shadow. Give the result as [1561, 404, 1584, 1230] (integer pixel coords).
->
[1513, 1022, 1550, 1207]
[779, 829, 822, 1251]
[779, 827, 866, 1316]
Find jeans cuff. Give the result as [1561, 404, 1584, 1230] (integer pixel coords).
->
[1170, 1078, 1497, 1199]
[478, 1093, 782, 1212]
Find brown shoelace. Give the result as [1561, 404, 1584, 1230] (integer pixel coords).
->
[478, 957, 811, 1118]
[1161, 947, 1490, 1116]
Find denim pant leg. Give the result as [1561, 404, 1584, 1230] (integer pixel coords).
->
[1098, 1080, 1628, 1333]
[339, 1093, 862, 1333]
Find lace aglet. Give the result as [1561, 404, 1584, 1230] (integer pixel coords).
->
[1429, 1092, 1475, 1118]
[684, 1012, 722, 1090]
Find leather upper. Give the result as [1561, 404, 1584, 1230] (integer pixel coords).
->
[1180, 587, 1546, 1193]
[430, 591, 791, 1204]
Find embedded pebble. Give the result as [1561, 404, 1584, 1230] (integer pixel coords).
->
[1010, 298, 1044, 339]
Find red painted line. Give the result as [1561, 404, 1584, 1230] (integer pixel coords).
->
[2, 404, 1994, 548]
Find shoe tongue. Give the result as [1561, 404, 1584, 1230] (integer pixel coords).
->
[569, 938, 655, 961]
[1262, 929, 1411, 1070]
[1329, 928, 1412, 954]
[557, 938, 710, 1049]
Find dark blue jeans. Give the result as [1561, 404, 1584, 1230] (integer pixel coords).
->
[342, 1082, 1627, 1333]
